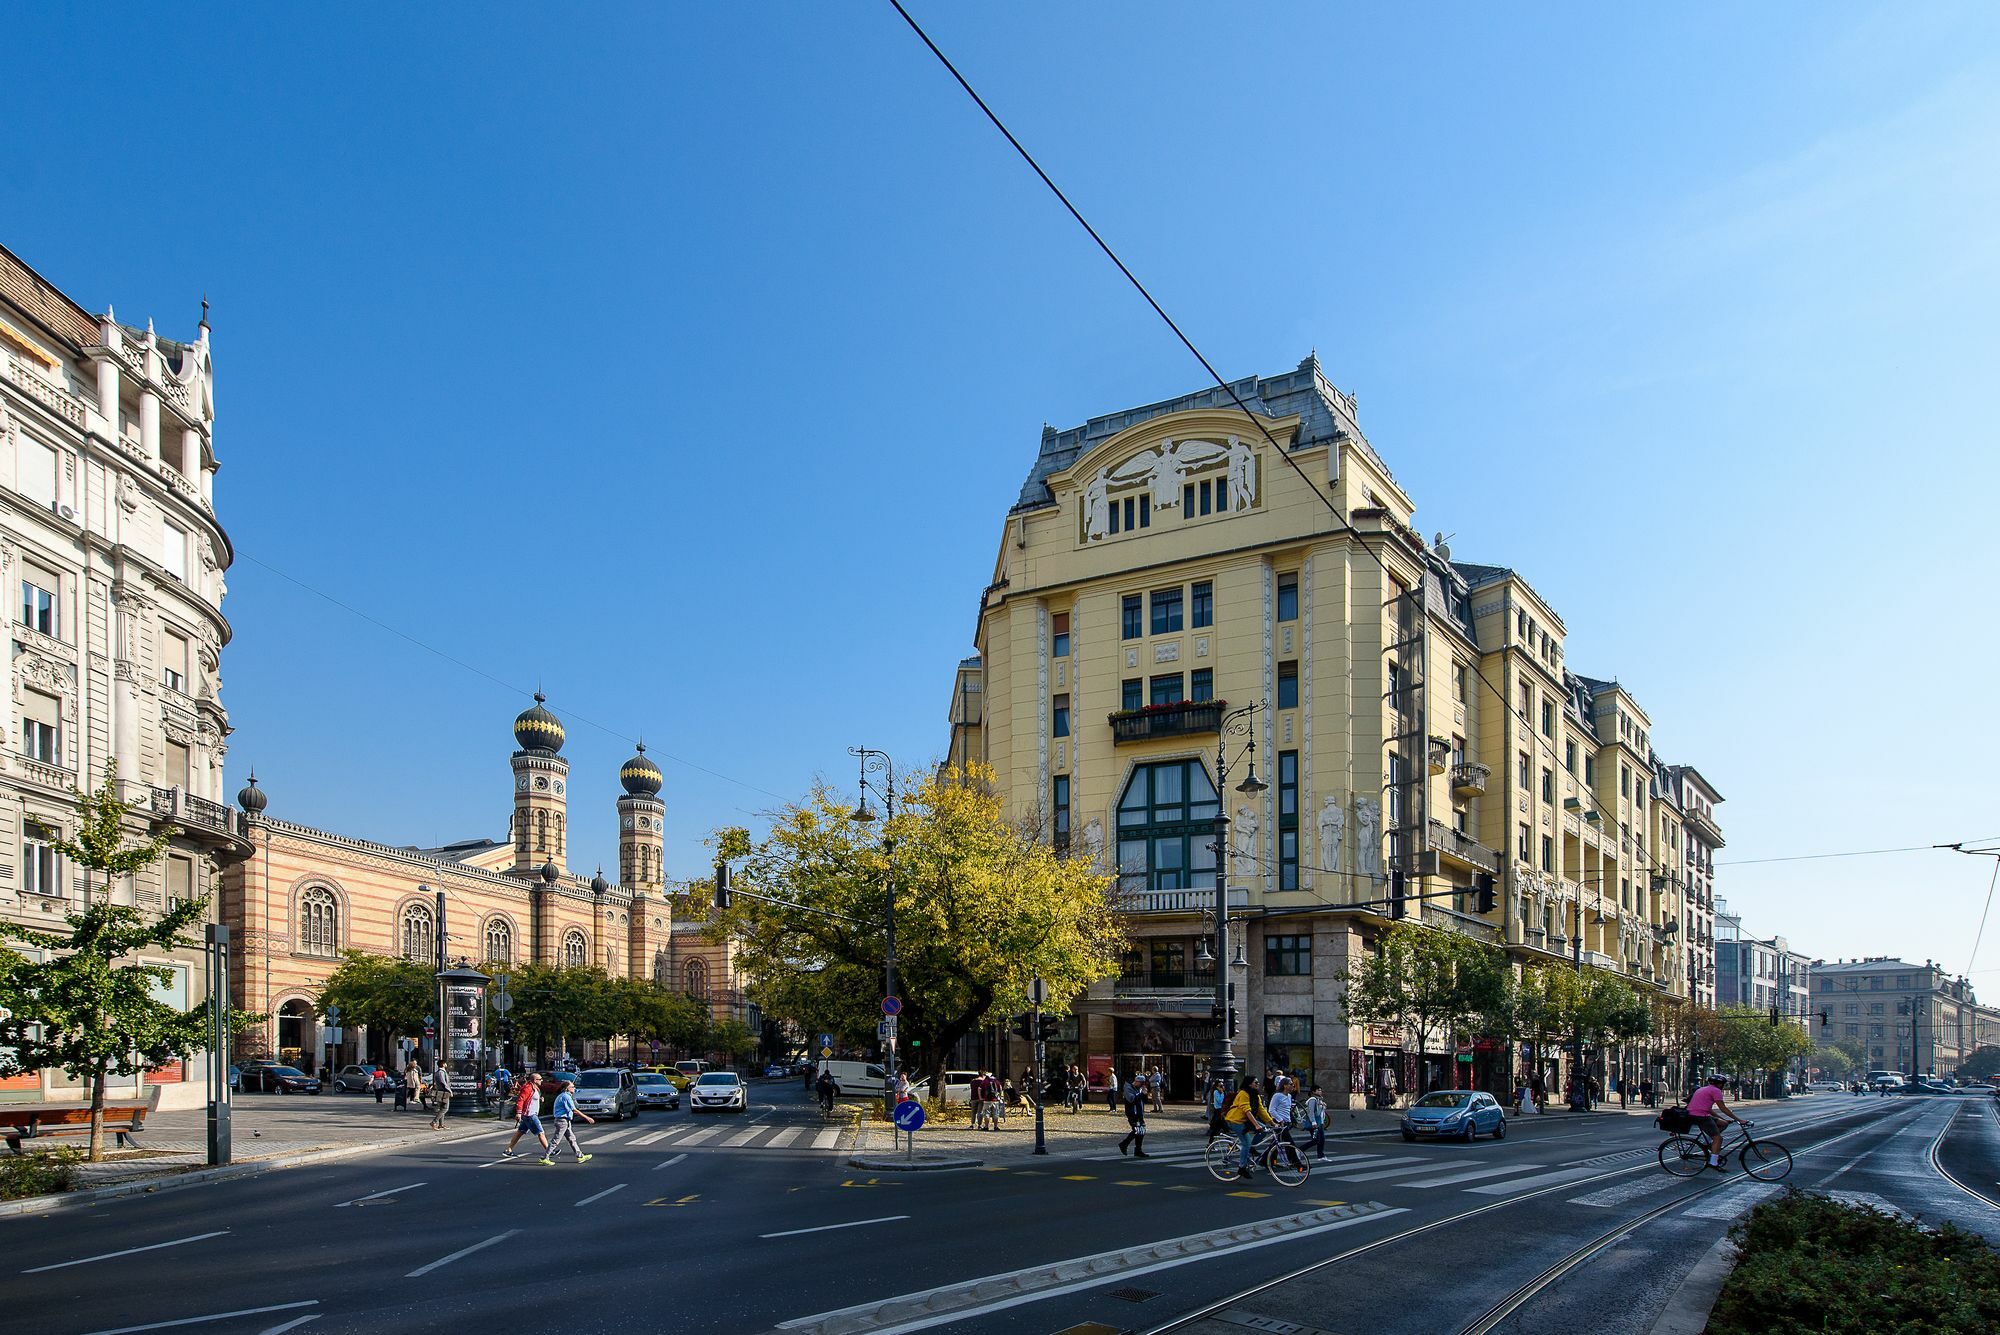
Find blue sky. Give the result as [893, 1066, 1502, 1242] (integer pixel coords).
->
[6, 4, 1996, 971]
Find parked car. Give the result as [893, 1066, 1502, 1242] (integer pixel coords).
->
[330, 1064, 383, 1093]
[570, 1068, 639, 1121]
[634, 1071, 681, 1111]
[1805, 1079, 1845, 1093]
[689, 1071, 748, 1114]
[669, 1059, 711, 1091]
[762, 1063, 789, 1079]
[815, 1060, 886, 1096]
[241, 1064, 321, 1094]
[1401, 1090, 1506, 1142]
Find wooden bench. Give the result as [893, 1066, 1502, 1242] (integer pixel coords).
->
[0, 1085, 164, 1154]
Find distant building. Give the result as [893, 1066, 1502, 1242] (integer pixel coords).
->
[1, 243, 243, 1111]
[1810, 957, 2000, 1076]
[1715, 899, 1812, 1020]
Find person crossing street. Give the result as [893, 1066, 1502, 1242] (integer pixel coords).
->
[502, 1072, 549, 1159]
[1117, 1070, 1150, 1158]
[543, 1075, 594, 1164]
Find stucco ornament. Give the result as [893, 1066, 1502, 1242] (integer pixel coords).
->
[1226, 438, 1257, 511]
[1316, 794, 1345, 874]
[1081, 817, 1105, 873]
[118, 473, 140, 513]
[198, 534, 217, 572]
[1083, 468, 1111, 541]
[1232, 803, 1260, 879]
[1354, 794, 1381, 878]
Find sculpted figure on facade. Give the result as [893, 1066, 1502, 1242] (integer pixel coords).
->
[1316, 793, 1345, 874]
[1353, 794, 1380, 877]
[1083, 468, 1110, 541]
[1081, 817, 1105, 873]
[1232, 803, 1260, 880]
[1226, 437, 1258, 511]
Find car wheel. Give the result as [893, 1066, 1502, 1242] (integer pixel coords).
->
[1493, 1118, 1507, 1140]
[279, 1085, 291, 1095]
[1463, 1121, 1477, 1143]
[1402, 1130, 1416, 1142]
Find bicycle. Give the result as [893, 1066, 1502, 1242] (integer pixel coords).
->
[1205, 1128, 1310, 1187]
[1658, 1118, 1792, 1181]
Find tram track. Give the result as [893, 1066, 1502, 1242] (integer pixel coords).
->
[1136, 1100, 1916, 1335]
[1926, 1099, 2000, 1212]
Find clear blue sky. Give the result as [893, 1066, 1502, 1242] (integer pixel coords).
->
[6, 5, 1996, 972]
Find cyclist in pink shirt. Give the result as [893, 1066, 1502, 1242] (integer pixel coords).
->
[1686, 1076, 1738, 1170]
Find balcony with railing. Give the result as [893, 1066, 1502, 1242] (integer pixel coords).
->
[1115, 883, 1248, 915]
[1426, 818, 1500, 875]
[1109, 699, 1224, 744]
[148, 785, 238, 837]
[1450, 761, 1489, 797]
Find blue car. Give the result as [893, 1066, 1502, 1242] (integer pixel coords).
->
[1401, 1090, 1506, 1142]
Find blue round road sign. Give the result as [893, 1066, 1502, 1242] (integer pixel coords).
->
[892, 1100, 925, 1132]
[882, 997, 903, 1017]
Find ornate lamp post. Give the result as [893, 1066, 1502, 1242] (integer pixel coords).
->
[1193, 702, 1266, 1102]
[851, 747, 899, 1120]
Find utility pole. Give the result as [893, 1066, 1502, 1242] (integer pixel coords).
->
[1030, 976, 1048, 1156]
[205, 923, 232, 1166]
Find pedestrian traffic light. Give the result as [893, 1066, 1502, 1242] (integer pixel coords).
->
[1474, 873, 1497, 915]
[1037, 1016, 1062, 1041]
[712, 861, 731, 910]
[1227, 1006, 1239, 1039]
[1768, 1007, 1780, 1028]
[1390, 870, 1407, 918]
[1010, 1013, 1033, 1041]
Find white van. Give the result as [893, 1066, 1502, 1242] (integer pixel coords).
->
[817, 1060, 887, 1096]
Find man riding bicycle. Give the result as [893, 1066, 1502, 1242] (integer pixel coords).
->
[1687, 1075, 1739, 1172]
[814, 1068, 836, 1116]
[1221, 1076, 1274, 1179]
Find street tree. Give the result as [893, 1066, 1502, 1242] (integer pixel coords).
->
[315, 951, 434, 1039]
[1956, 1044, 2000, 1080]
[0, 766, 234, 1160]
[714, 763, 1124, 1086]
[1813, 1036, 1867, 1080]
[1339, 923, 1507, 1095]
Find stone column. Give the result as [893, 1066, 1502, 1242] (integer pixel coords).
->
[139, 389, 159, 464]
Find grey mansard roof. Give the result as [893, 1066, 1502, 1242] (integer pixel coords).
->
[1011, 354, 1388, 512]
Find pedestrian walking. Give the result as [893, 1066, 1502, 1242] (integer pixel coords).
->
[1618, 1079, 1629, 1110]
[1530, 1073, 1547, 1113]
[370, 1067, 389, 1104]
[1106, 1074, 1119, 1113]
[1303, 1084, 1328, 1159]
[503, 1073, 549, 1158]
[428, 1059, 453, 1130]
[1147, 1067, 1164, 1113]
[1117, 1072, 1150, 1158]
[1640, 1078, 1655, 1108]
[970, 1071, 992, 1130]
[1000, 1075, 1015, 1120]
[543, 1075, 594, 1163]
[1206, 1074, 1229, 1138]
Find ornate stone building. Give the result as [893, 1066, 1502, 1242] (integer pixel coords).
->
[220, 700, 753, 1070]
[0, 243, 243, 1112]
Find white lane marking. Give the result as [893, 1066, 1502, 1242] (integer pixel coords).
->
[766, 1127, 803, 1148]
[1682, 1183, 1779, 1220]
[1399, 1164, 1551, 1189]
[652, 1153, 688, 1172]
[587, 1127, 638, 1145]
[81, 1302, 318, 1335]
[811, 1128, 842, 1150]
[632, 1126, 687, 1146]
[678, 1127, 721, 1146]
[404, 1230, 518, 1278]
[761, 1214, 911, 1239]
[334, 1182, 426, 1209]
[774, 1206, 1401, 1335]
[1323, 1163, 1441, 1183]
[1466, 1166, 1603, 1195]
[725, 1127, 765, 1147]
[574, 1183, 628, 1208]
[255, 1318, 320, 1335]
[24, 1230, 230, 1273]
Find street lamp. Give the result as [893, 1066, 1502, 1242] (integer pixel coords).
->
[851, 747, 899, 1120]
[1204, 701, 1266, 1103]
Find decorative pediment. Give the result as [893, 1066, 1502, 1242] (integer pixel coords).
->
[1053, 409, 1296, 547]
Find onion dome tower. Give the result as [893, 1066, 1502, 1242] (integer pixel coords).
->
[617, 742, 666, 896]
[510, 694, 569, 876]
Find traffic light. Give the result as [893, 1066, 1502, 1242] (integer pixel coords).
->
[1037, 1016, 1062, 1041]
[1769, 1007, 1780, 1028]
[1227, 1006, 1239, 1039]
[712, 861, 731, 910]
[496, 1020, 516, 1043]
[1390, 870, 1407, 918]
[1474, 873, 1497, 915]
[1817, 1008, 1831, 1030]
[1010, 1013, 1033, 1041]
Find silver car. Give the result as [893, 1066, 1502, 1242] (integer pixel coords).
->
[634, 1071, 681, 1111]
[570, 1068, 639, 1121]
[689, 1071, 748, 1114]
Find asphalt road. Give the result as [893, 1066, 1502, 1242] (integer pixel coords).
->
[8, 1087, 1997, 1335]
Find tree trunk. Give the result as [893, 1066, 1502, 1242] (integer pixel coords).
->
[88, 1064, 107, 1162]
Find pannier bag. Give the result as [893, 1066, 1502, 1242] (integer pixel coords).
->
[1656, 1104, 1693, 1133]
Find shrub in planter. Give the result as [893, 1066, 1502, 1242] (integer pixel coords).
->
[0, 1147, 83, 1201]
[1709, 1191, 2000, 1335]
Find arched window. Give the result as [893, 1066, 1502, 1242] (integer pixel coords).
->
[1115, 760, 1220, 897]
[535, 810, 548, 852]
[562, 929, 587, 969]
[400, 902, 435, 961]
[685, 957, 709, 1000]
[606, 946, 620, 976]
[485, 917, 513, 964]
[653, 950, 669, 985]
[298, 886, 338, 956]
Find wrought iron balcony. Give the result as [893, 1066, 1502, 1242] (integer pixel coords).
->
[1451, 761, 1489, 797]
[1426, 819, 1500, 875]
[149, 785, 237, 835]
[1109, 699, 1224, 744]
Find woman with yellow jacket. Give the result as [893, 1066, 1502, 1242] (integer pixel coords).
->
[1221, 1076, 1274, 1179]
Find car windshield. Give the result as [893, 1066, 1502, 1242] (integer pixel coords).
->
[272, 1067, 306, 1078]
[695, 1073, 739, 1086]
[1413, 1092, 1473, 1109]
[577, 1072, 619, 1088]
[635, 1073, 669, 1086]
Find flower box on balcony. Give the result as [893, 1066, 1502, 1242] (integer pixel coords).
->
[1108, 699, 1226, 744]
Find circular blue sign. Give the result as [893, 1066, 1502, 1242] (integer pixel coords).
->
[892, 1100, 925, 1132]
[882, 997, 903, 1017]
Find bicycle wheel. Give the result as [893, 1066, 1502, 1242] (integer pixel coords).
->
[1205, 1136, 1243, 1182]
[1740, 1139, 1793, 1181]
[1658, 1135, 1708, 1178]
[1266, 1141, 1310, 1188]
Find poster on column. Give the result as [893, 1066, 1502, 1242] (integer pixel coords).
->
[1087, 1054, 1114, 1092]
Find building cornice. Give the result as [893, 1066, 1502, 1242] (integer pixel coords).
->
[246, 814, 636, 906]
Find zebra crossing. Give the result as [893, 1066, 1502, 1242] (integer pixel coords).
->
[462, 1119, 848, 1156]
[1070, 1141, 1634, 1200]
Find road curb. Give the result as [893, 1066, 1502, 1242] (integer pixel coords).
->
[1647, 1233, 1739, 1335]
[0, 1127, 451, 1217]
[846, 1154, 984, 1172]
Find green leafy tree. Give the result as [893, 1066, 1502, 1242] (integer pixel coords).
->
[315, 951, 434, 1039]
[1956, 1044, 2000, 1080]
[1813, 1036, 1867, 1080]
[1339, 923, 1507, 1094]
[0, 767, 218, 1160]
[607, 977, 706, 1062]
[706, 1017, 758, 1064]
[717, 764, 1124, 1086]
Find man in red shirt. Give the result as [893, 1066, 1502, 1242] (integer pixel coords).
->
[502, 1073, 549, 1158]
[1686, 1076, 1738, 1171]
